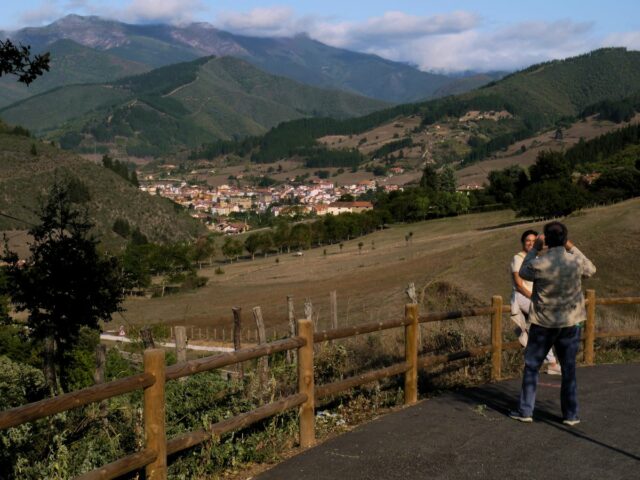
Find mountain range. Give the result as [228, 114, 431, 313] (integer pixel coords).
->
[0, 55, 388, 156]
[0, 14, 502, 107]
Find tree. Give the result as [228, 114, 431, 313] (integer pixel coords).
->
[258, 231, 274, 257]
[290, 224, 311, 250]
[529, 150, 572, 183]
[273, 220, 292, 253]
[555, 128, 563, 140]
[191, 235, 216, 268]
[0, 39, 50, 85]
[516, 180, 587, 219]
[2, 181, 124, 393]
[487, 165, 527, 206]
[358, 241, 364, 254]
[244, 233, 261, 260]
[420, 164, 439, 194]
[112, 218, 131, 238]
[439, 166, 457, 193]
[222, 237, 243, 262]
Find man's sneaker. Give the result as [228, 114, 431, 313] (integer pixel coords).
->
[546, 363, 562, 376]
[509, 411, 533, 423]
[563, 418, 581, 426]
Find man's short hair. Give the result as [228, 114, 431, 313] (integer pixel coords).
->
[520, 229, 538, 244]
[544, 221, 568, 248]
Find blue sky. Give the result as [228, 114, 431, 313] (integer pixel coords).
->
[2, 1, 640, 72]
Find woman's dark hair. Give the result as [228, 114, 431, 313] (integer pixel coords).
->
[520, 229, 538, 244]
[544, 221, 568, 248]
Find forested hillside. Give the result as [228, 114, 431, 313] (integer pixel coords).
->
[0, 121, 203, 244]
[0, 56, 387, 156]
[0, 39, 149, 107]
[191, 48, 640, 168]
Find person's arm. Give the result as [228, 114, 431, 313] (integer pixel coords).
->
[518, 249, 537, 281]
[566, 241, 596, 278]
[512, 271, 532, 298]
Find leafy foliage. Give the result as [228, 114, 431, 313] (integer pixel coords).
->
[481, 123, 640, 218]
[101, 154, 139, 186]
[0, 39, 50, 85]
[2, 181, 125, 390]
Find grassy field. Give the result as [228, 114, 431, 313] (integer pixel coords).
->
[121, 199, 640, 341]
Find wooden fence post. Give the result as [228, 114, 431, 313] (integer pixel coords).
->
[287, 296, 297, 364]
[584, 289, 596, 365]
[297, 318, 315, 448]
[232, 307, 243, 351]
[304, 298, 313, 326]
[141, 327, 155, 349]
[232, 307, 244, 380]
[330, 291, 338, 330]
[174, 327, 187, 364]
[491, 295, 503, 381]
[404, 304, 419, 405]
[94, 344, 108, 422]
[144, 349, 166, 480]
[253, 307, 268, 394]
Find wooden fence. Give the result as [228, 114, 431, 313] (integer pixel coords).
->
[0, 289, 638, 479]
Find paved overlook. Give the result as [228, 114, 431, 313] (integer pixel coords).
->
[258, 364, 640, 480]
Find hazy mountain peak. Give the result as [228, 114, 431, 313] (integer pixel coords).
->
[3, 14, 500, 103]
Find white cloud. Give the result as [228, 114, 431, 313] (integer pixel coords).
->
[603, 31, 640, 50]
[212, 8, 604, 72]
[214, 8, 479, 45]
[118, 0, 207, 24]
[215, 6, 300, 37]
[18, 1, 64, 26]
[390, 20, 598, 72]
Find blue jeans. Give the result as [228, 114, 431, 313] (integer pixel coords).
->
[518, 323, 581, 420]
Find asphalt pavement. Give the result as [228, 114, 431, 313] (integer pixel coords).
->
[257, 364, 640, 480]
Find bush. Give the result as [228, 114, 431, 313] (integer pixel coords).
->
[517, 180, 587, 218]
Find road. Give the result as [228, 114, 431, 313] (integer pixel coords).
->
[258, 364, 640, 480]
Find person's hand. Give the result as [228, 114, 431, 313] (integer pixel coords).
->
[533, 234, 545, 251]
[565, 239, 574, 251]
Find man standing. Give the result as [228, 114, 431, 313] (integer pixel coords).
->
[510, 221, 596, 425]
[510, 229, 561, 375]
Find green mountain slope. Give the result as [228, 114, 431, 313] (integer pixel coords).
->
[203, 48, 640, 166]
[471, 48, 640, 123]
[0, 122, 203, 245]
[0, 39, 149, 108]
[0, 56, 388, 156]
[4, 15, 493, 104]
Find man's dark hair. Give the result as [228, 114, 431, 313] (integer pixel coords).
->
[520, 229, 538, 244]
[544, 221, 568, 248]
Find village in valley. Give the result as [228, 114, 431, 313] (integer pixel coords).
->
[139, 175, 401, 234]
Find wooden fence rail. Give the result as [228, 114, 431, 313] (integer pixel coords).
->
[0, 289, 638, 479]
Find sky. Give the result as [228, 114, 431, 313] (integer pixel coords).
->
[2, 0, 640, 72]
